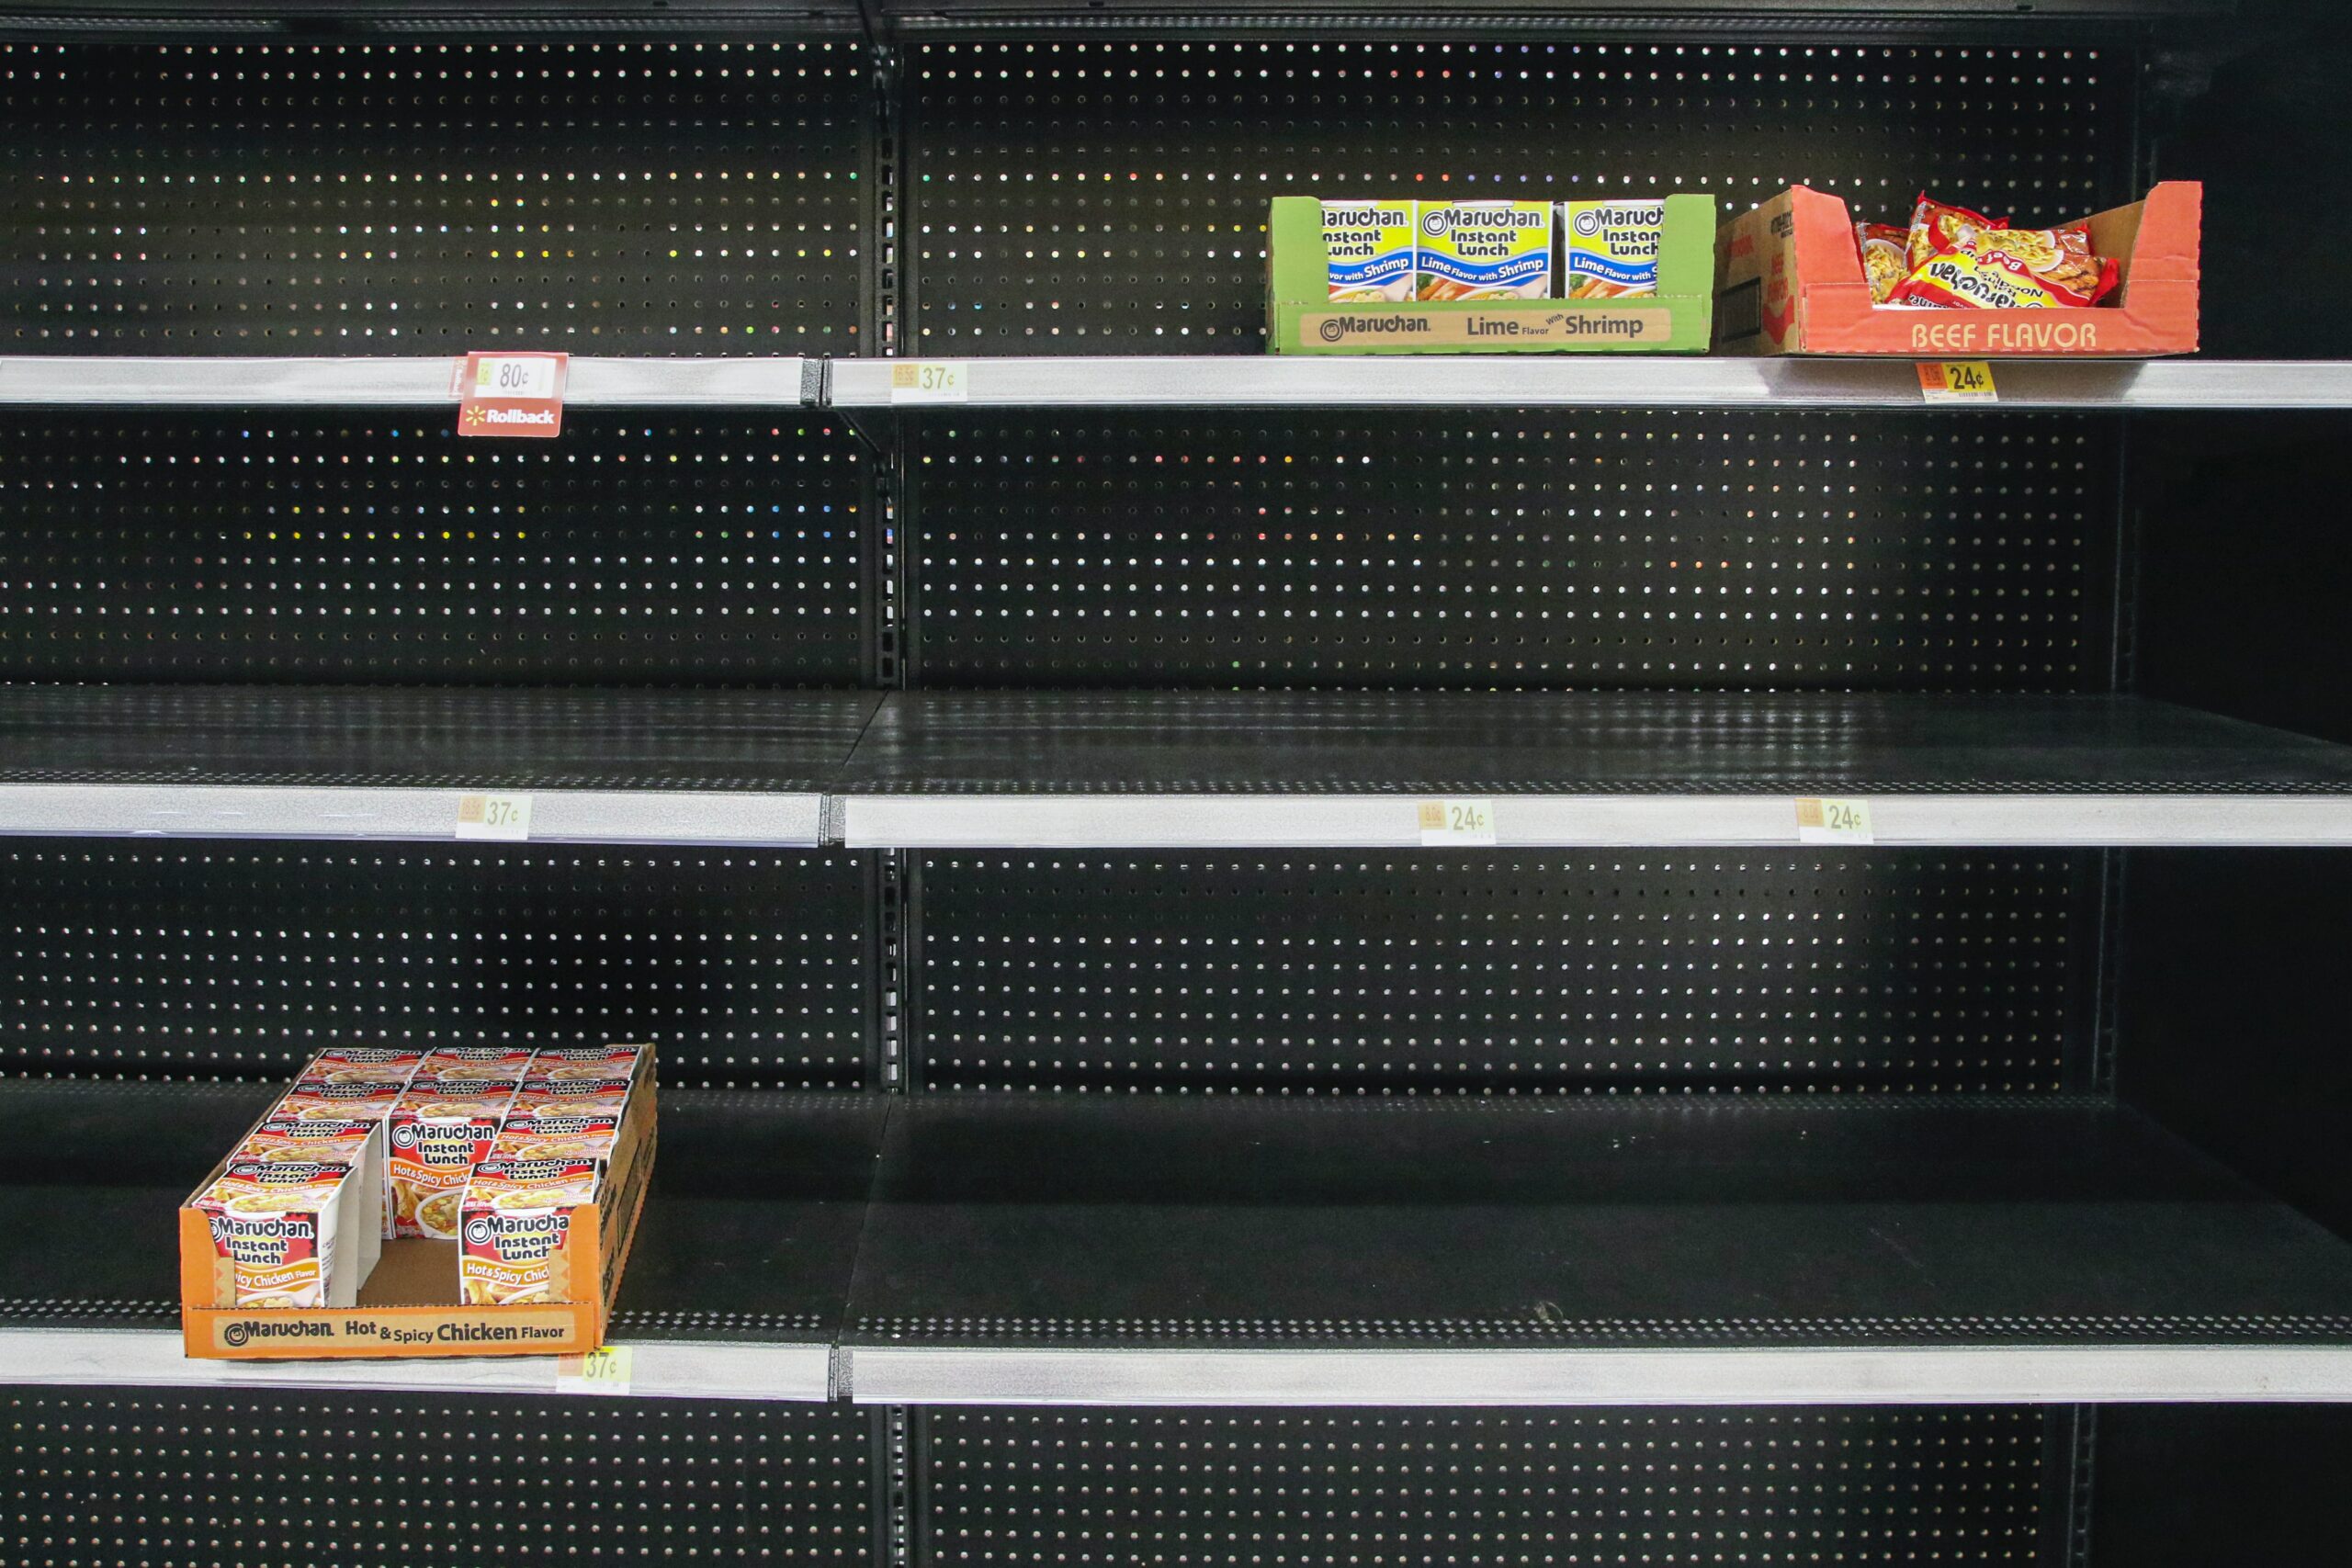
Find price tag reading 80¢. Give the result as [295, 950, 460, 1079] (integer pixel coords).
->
[1795, 796, 1874, 845]
[889, 362, 968, 404]
[556, 1345, 633, 1395]
[1418, 798, 1498, 847]
[455, 793, 534, 842]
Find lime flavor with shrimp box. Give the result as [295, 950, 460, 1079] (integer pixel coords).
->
[1268, 193, 1713, 355]
[1414, 201, 1553, 300]
[1318, 200, 1417, 301]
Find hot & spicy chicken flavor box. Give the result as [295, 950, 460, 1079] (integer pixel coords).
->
[180, 1043, 654, 1359]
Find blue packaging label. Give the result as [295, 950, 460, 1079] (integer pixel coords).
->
[1318, 201, 1416, 302]
[1562, 199, 1667, 299]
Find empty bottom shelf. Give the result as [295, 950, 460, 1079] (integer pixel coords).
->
[842, 1094, 2352, 1405]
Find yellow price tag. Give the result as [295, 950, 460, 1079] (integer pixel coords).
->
[1418, 798, 1498, 847]
[889, 362, 968, 404]
[1917, 361, 1996, 402]
[557, 1345, 633, 1394]
[1796, 796, 1874, 845]
[455, 793, 533, 842]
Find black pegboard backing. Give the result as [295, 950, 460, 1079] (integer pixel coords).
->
[0, 1386, 877, 1568]
[1, 39, 867, 354]
[0, 840, 871, 1088]
[0, 410, 865, 683]
[911, 850, 2097, 1095]
[905, 38, 2133, 353]
[921, 1406, 2057, 1567]
[905, 412, 2116, 690]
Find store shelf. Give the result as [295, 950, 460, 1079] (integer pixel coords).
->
[835, 692, 2352, 849]
[0, 687, 878, 847]
[0, 356, 820, 408]
[831, 357, 2352, 411]
[19, 1078, 2352, 1409]
[842, 1094, 2352, 1407]
[15, 355, 2352, 412]
[0, 1080, 882, 1403]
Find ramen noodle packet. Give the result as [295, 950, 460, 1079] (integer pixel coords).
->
[458, 1156, 604, 1306]
[1416, 201, 1554, 300]
[277, 1077, 404, 1124]
[1856, 221, 1910, 304]
[1889, 222, 2120, 310]
[1905, 193, 2007, 273]
[236, 1116, 388, 1275]
[528, 1044, 647, 1082]
[389, 1081, 518, 1240]
[487, 1114, 620, 1167]
[420, 1047, 537, 1082]
[1560, 199, 1666, 299]
[1318, 200, 1417, 301]
[192, 1156, 366, 1308]
[508, 1070, 633, 1118]
[300, 1048, 424, 1087]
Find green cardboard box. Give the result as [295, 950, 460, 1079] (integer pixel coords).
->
[1266, 193, 1716, 355]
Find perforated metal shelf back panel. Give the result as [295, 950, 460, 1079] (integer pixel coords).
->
[921, 1407, 2059, 1567]
[904, 411, 2117, 689]
[0, 840, 870, 1088]
[1, 1388, 877, 1568]
[2, 39, 866, 354]
[0, 410, 866, 683]
[907, 38, 2132, 353]
[912, 850, 2098, 1095]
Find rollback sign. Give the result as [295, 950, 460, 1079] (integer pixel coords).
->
[456, 352, 569, 438]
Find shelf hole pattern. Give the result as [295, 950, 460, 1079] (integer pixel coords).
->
[915, 851, 2093, 1095]
[910, 39, 2126, 352]
[0, 842, 868, 1089]
[0, 412, 865, 683]
[1, 39, 865, 354]
[907, 412, 2112, 690]
[0, 1389, 876, 1568]
[923, 1407, 2049, 1567]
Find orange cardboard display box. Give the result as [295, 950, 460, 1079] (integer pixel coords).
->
[181, 1051, 654, 1359]
[1714, 183, 2200, 356]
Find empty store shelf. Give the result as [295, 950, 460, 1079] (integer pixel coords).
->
[836, 691, 2352, 848]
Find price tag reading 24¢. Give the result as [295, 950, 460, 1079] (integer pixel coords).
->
[1419, 798, 1498, 847]
[1917, 360, 1996, 403]
[456, 793, 534, 842]
[1795, 796, 1874, 845]
[889, 362, 968, 404]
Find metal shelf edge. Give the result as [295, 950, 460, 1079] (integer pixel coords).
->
[842, 1344, 2352, 1407]
[840, 793, 2352, 850]
[10, 355, 2352, 411]
[0, 784, 827, 848]
[829, 357, 2352, 411]
[0, 356, 818, 408]
[0, 1326, 834, 1403]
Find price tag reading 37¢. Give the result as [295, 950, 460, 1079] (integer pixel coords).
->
[556, 1345, 633, 1396]
[456, 793, 534, 842]
[1418, 798, 1498, 846]
[1795, 796, 1874, 845]
[889, 362, 968, 404]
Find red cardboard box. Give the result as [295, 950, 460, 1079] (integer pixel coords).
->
[1714, 183, 2200, 356]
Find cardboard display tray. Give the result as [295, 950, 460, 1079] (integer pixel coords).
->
[1266, 193, 1716, 355]
[180, 1054, 655, 1360]
[1713, 182, 2200, 357]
